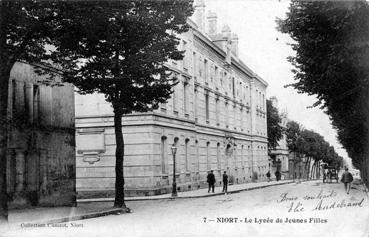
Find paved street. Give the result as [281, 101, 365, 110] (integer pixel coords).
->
[4, 180, 369, 237]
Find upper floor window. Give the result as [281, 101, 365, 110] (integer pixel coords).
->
[205, 92, 210, 122]
[193, 52, 197, 78]
[182, 40, 188, 71]
[204, 59, 208, 82]
[214, 66, 218, 88]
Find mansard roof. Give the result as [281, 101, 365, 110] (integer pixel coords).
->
[188, 19, 268, 87]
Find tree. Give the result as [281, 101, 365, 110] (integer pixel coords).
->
[0, 1, 193, 219]
[46, 1, 194, 208]
[266, 99, 284, 152]
[278, 0, 369, 186]
[285, 120, 303, 154]
[286, 120, 342, 179]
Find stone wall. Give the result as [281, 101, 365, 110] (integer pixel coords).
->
[6, 62, 76, 209]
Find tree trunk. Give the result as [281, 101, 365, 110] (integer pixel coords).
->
[311, 160, 316, 180]
[0, 67, 11, 224]
[0, 68, 9, 224]
[0, 1, 9, 224]
[113, 110, 127, 208]
[306, 157, 311, 180]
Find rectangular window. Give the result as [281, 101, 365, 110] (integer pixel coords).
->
[183, 40, 188, 70]
[204, 59, 208, 82]
[233, 103, 236, 130]
[225, 101, 229, 128]
[259, 92, 262, 109]
[173, 74, 179, 113]
[215, 98, 219, 125]
[224, 72, 227, 94]
[205, 92, 209, 122]
[194, 89, 198, 121]
[232, 77, 235, 97]
[173, 89, 177, 113]
[214, 66, 218, 88]
[193, 52, 197, 79]
[183, 81, 188, 116]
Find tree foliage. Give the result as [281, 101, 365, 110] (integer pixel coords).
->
[278, 1, 369, 180]
[286, 120, 343, 168]
[0, 0, 194, 212]
[0, 0, 69, 222]
[266, 99, 284, 151]
[48, 0, 193, 208]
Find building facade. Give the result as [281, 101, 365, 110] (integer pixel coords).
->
[6, 62, 76, 209]
[75, 1, 269, 198]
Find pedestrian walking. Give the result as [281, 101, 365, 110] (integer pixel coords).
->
[207, 170, 216, 193]
[341, 168, 353, 194]
[322, 169, 326, 183]
[275, 170, 281, 181]
[222, 171, 228, 193]
[266, 171, 271, 181]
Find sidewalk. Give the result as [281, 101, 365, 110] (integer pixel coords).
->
[79, 179, 294, 202]
[6, 179, 296, 228]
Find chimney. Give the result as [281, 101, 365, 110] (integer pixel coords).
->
[221, 25, 232, 65]
[231, 33, 239, 57]
[221, 24, 231, 39]
[193, 0, 205, 33]
[206, 10, 217, 38]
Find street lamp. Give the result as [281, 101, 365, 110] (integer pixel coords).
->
[171, 145, 177, 197]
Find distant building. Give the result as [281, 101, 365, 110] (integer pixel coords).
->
[75, 0, 269, 198]
[6, 62, 76, 209]
[268, 97, 289, 179]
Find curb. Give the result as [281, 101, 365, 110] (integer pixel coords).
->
[8, 208, 130, 227]
[8, 179, 320, 226]
[78, 180, 296, 203]
[45, 208, 128, 224]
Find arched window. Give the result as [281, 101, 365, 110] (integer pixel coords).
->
[217, 143, 221, 170]
[195, 140, 199, 172]
[206, 141, 210, 170]
[185, 138, 190, 171]
[241, 145, 244, 167]
[161, 136, 167, 174]
[174, 137, 179, 173]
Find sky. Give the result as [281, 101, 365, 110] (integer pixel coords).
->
[204, 0, 350, 164]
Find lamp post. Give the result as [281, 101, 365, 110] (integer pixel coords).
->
[171, 145, 177, 197]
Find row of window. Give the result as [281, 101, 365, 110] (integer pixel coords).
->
[168, 81, 259, 132]
[160, 136, 267, 174]
[173, 37, 267, 111]
[192, 51, 255, 102]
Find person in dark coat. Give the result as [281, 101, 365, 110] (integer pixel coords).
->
[222, 171, 228, 193]
[341, 168, 354, 194]
[207, 170, 216, 193]
[275, 170, 281, 181]
[266, 171, 271, 182]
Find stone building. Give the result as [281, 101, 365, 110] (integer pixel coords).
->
[75, 0, 269, 198]
[268, 97, 289, 179]
[6, 62, 76, 209]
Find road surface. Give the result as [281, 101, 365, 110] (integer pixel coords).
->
[4, 180, 369, 237]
